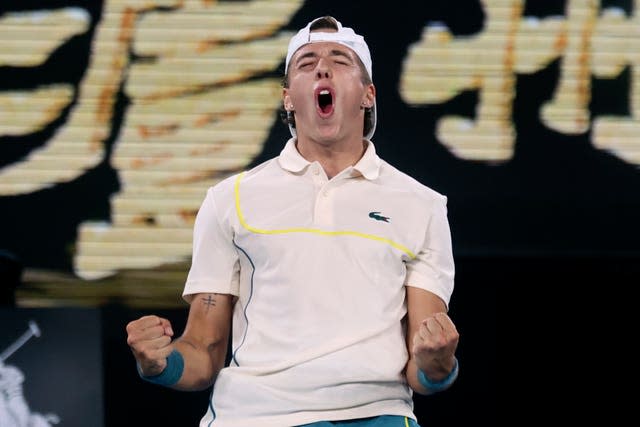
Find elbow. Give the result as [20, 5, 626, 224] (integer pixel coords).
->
[180, 375, 215, 392]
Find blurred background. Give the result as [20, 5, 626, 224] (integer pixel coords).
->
[2, 0, 639, 425]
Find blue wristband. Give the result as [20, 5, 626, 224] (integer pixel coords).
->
[138, 349, 184, 387]
[417, 357, 459, 392]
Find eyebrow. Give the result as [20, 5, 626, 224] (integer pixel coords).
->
[294, 49, 354, 66]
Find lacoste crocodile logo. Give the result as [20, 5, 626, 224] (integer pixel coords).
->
[368, 211, 390, 223]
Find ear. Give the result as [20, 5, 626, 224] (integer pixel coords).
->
[283, 90, 293, 111]
[362, 84, 376, 108]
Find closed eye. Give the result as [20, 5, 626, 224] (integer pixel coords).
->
[298, 60, 315, 69]
[329, 50, 354, 66]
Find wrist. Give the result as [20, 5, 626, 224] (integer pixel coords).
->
[138, 349, 184, 387]
[137, 360, 166, 377]
[417, 357, 459, 392]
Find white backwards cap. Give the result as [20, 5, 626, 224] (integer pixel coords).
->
[284, 16, 377, 140]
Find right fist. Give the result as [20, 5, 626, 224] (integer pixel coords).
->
[126, 315, 174, 376]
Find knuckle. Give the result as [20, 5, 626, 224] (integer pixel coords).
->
[139, 348, 154, 360]
[125, 321, 135, 333]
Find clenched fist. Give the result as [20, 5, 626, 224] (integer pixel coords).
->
[412, 312, 459, 381]
[126, 315, 174, 376]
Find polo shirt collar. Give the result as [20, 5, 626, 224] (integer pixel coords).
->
[353, 139, 381, 180]
[278, 138, 310, 173]
[278, 138, 381, 180]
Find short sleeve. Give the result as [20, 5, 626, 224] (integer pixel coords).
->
[404, 196, 455, 309]
[182, 187, 240, 302]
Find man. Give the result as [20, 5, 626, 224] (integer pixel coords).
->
[126, 16, 459, 427]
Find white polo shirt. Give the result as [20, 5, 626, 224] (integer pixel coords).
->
[183, 138, 455, 427]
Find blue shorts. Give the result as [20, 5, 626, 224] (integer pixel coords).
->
[298, 415, 421, 427]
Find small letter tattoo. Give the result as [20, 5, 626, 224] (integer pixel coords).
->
[202, 295, 217, 312]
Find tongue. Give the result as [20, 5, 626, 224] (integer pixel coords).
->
[320, 103, 333, 114]
[318, 92, 333, 116]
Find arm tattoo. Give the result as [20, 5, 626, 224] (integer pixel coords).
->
[201, 294, 217, 312]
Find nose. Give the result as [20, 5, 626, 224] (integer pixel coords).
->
[315, 58, 332, 80]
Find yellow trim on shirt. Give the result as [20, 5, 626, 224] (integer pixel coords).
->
[405, 417, 410, 427]
[234, 172, 416, 259]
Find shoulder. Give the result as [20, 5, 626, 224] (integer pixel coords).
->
[197, 157, 279, 220]
[378, 159, 448, 206]
[209, 157, 279, 196]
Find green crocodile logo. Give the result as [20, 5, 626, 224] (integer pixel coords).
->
[369, 211, 390, 223]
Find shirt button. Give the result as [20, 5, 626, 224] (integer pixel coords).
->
[314, 169, 320, 175]
[323, 190, 329, 197]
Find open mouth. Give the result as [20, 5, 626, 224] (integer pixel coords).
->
[316, 88, 334, 115]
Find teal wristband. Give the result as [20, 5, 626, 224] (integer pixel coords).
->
[138, 350, 184, 387]
[417, 357, 459, 392]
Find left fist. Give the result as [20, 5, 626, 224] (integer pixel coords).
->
[412, 312, 459, 379]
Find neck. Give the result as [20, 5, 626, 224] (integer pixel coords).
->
[296, 136, 367, 179]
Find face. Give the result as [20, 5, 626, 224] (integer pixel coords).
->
[283, 41, 375, 142]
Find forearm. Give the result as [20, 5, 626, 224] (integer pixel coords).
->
[171, 336, 228, 391]
[405, 287, 460, 395]
[137, 292, 234, 391]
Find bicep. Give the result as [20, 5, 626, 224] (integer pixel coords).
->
[405, 286, 447, 351]
[170, 293, 234, 390]
[181, 292, 234, 352]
